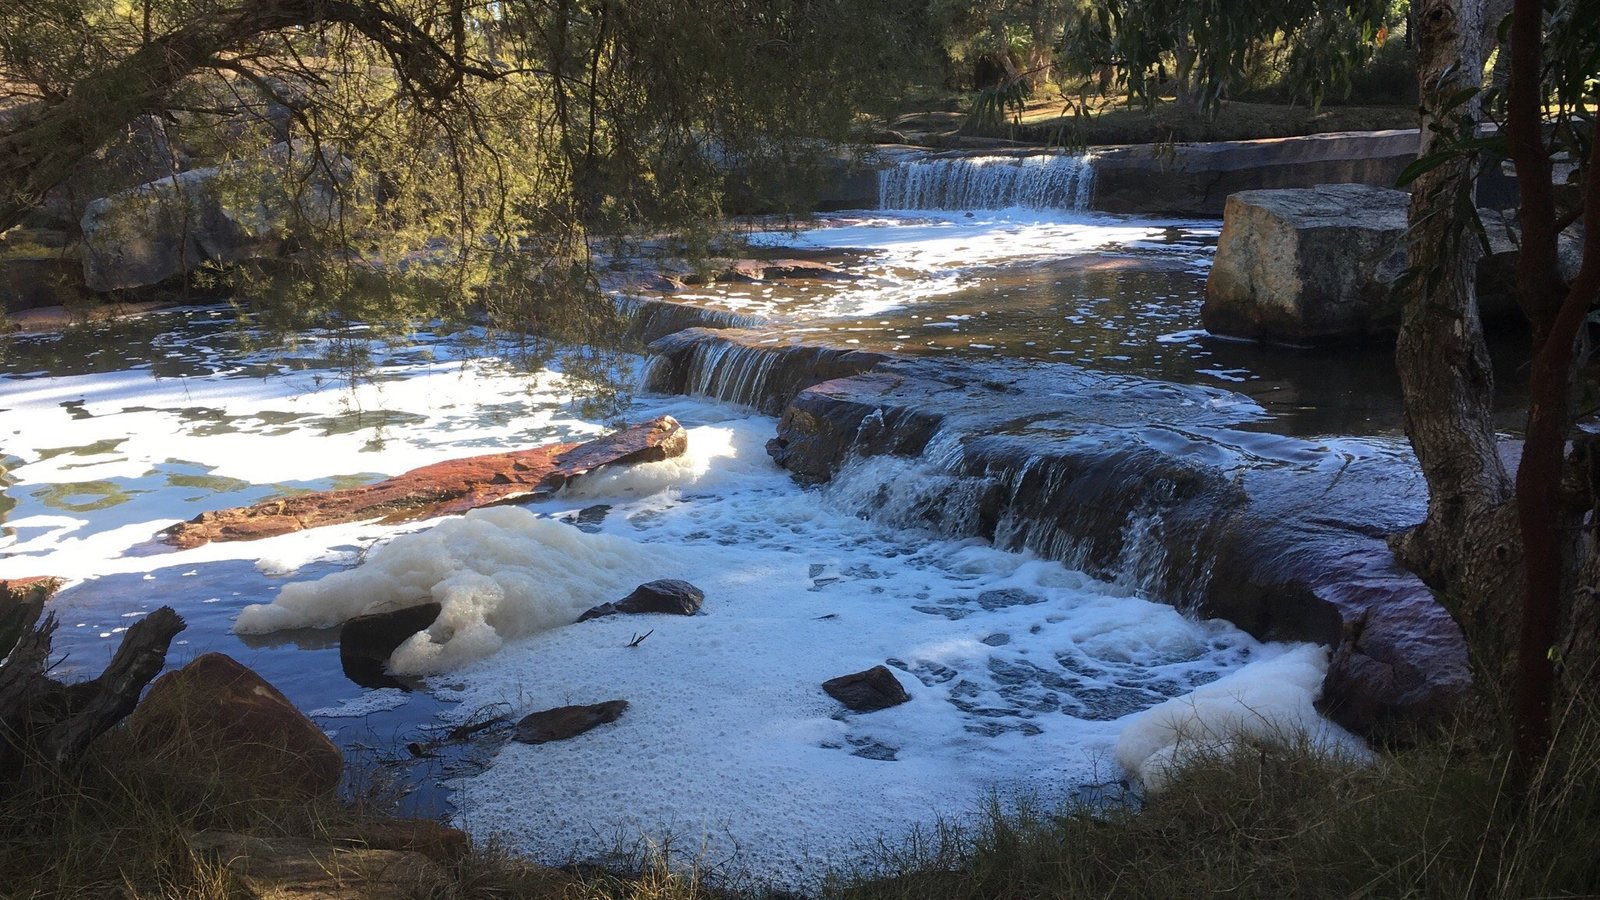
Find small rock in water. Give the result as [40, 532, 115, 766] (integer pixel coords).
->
[565, 503, 611, 533]
[513, 699, 629, 744]
[577, 579, 704, 622]
[339, 602, 442, 689]
[847, 736, 899, 761]
[976, 588, 1045, 610]
[823, 665, 911, 712]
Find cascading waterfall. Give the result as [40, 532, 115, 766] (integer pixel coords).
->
[826, 428, 1207, 608]
[877, 152, 1096, 212]
[642, 338, 789, 412]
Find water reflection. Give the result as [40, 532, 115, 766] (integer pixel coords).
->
[677, 214, 1531, 437]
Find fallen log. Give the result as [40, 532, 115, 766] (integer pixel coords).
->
[0, 604, 185, 771]
[163, 415, 687, 549]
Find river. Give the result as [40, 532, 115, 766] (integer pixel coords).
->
[2, 157, 1394, 890]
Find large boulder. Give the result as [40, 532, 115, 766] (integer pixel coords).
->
[1202, 184, 1411, 343]
[1204, 185, 1590, 343]
[79, 142, 348, 292]
[1477, 210, 1587, 317]
[128, 653, 342, 798]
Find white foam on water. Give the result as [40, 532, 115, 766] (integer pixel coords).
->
[0, 329, 601, 584]
[1114, 643, 1367, 792]
[236, 507, 679, 675]
[310, 689, 412, 718]
[719, 212, 1218, 323]
[412, 418, 1354, 890]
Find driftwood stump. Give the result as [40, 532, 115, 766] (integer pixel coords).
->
[0, 592, 185, 773]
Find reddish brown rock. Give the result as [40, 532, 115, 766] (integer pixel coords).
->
[680, 258, 861, 285]
[188, 831, 448, 899]
[823, 665, 911, 712]
[577, 579, 705, 622]
[164, 415, 687, 549]
[129, 652, 342, 798]
[513, 699, 629, 744]
[0, 576, 66, 604]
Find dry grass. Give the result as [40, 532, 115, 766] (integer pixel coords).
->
[5, 681, 1598, 898]
[835, 699, 1600, 900]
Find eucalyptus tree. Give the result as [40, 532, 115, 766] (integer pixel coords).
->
[1057, 0, 1397, 109]
[1396, 0, 1598, 765]
[931, 0, 1074, 92]
[0, 0, 925, 346]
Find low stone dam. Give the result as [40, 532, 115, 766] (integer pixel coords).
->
[827, 129, 1427, 216]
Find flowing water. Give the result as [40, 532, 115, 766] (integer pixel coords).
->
[0, 155, 1400, 890]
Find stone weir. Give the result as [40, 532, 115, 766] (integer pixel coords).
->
[613, 296, 769, 346]
[645, 327, 1468, 737]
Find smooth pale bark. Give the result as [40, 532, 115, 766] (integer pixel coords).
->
[1396, 0, 1600, 765]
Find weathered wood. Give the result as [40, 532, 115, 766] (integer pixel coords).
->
[0, 607, 55, 735]
[40, 607, 186, 765]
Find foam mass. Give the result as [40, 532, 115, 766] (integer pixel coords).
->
[233, 506, 675, 674]
[1114, 643, 1366, 791]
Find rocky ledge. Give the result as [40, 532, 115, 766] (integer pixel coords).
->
[164, 416, 687, 548]
[647, 328, 1468, 737]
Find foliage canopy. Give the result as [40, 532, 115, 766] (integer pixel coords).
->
[0, 0, 927, 353]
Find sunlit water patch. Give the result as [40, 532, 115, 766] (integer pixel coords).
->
[0, 310, 1356, 891]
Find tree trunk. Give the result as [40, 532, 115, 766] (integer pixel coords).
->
[1394, 0, 1524, 678]
[1504, 0, 1600, 762]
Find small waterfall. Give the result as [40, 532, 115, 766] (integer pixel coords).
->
[811, 420, 1233, 611]
[614, 296, 768, 346]
[641, 328, 887, 415]
[877, 153, 1096, 212]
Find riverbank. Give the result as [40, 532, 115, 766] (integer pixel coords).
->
[6, 692, 1596, 898]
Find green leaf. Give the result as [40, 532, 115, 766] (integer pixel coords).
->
[1396, 152, 1457, 187]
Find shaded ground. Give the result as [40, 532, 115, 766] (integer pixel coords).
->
[883, 93, 1418, 147]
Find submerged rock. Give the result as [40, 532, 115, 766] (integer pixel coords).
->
[164, 415, 686, 549]
[130, 653, 342, 798]
[823, 665, 911, 712]
[577, 579, 705, 622]
[513, 699, 629, 744]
